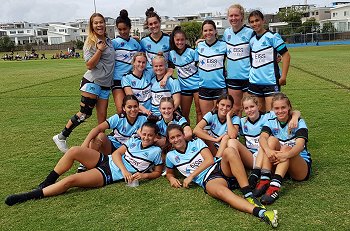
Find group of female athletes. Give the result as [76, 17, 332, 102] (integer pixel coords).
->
[5, 4, 313, 228]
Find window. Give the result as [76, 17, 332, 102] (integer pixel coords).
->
[18, 30, 24, 33]
[82, 29, 85, 32]
[333, 13, 335, 17]
[10, 31, 16, 34]
[316, 11, 318, 15]
[43, 31, 47, 35]
[37, 31, 42, 36]
[312, 12, 315, 16]
[325, 11, 330, 14]
[27, 30, 30, 33]
[344, 11, 347, 16]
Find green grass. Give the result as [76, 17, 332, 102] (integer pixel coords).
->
[1, 45, 350, 230]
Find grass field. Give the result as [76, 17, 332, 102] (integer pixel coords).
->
[0, 45, 349, 230]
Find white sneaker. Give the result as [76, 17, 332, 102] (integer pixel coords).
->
[53, 134, 68, 153]
[77, 163, 87, 173]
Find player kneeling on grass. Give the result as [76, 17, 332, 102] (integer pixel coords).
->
[165, 124, 278, 228]
[5, 119, 163, 206]
[252, 93, 312, 205]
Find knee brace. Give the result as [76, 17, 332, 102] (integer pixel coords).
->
[80, 96, 97, 117]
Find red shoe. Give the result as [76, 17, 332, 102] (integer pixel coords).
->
[252, 179, 270, 197]
[261, 186, 280, 205]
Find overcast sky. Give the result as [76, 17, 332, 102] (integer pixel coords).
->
[1, 0, 333, 23]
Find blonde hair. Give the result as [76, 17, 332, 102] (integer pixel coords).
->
[84, 13, 107, 50]
[227, 4, 245, 18]
[152, 52, 167, 65]
[242, 95, 259, 108]
[131, 52, 147, 70]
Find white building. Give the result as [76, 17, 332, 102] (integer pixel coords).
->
[47, 24, 80, 45]
[320, 3, 350, 31]
[0, 22, 37, 45]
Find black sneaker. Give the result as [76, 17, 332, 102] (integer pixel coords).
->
[261, 186, 280, 205]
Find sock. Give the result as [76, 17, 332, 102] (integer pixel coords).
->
[38, 170, 60, 189]
[61, 114, 84, 138]
[240, 186, 253, 198]
[270, 174, 283, 188]
[260, 169, 271, 181]
[253, 207, 267, 218]
[248, 168, 261, 187]
[5, 189, 43, 206]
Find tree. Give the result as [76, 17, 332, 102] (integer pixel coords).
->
[76, 40, 84, 50]
[180, 21, 202, 47]
[296, 18, 320, 34]
[0, 35, 15, 52]
[277, 9, 303, 35]
[321, 22, 336, 33]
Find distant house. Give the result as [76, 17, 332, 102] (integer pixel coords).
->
[320, 3, 350, 32]
[47, 24, 80, 45]
[0, 22, 37, 45]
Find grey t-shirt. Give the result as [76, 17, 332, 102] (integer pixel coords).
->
[83, 37, 115, 87]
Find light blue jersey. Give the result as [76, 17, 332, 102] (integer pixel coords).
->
[239, 112, 275, 153]
[157, 113, 189, 137]
[203, 111, 240, 147]
[108, 136, 163, 181]
[140, 33, 170, 70]
[224, 25, 253, 80]
[150, 76, 181, 115]
[121, 70, 153, 110]
[106, 113, 148, 149]
[169, 47, 200, 91]
[249, 31, 288, 85]
[166, 138, 212, 187]
[261, 117, 311, 163]
[195, 40, 227, 89]
[112, 36, 141, 81]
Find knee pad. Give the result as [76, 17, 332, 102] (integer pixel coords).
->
[80, 96, 97, 116]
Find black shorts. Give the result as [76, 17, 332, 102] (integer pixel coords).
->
[203, 161, 239, 193]
[248, 83, 280, 97]
[95, 154, 114, 186]
[111, 80, 122, 91]
[181, 89, 199, 96]
[226, 79, 249, 91]
[199, 87, 227, 100]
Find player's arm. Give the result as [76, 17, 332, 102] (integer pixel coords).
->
[81, 121, 109, 148]
[111, 145, 133, 183]
[226, 110, 239, 139]
[183, 125, 193, 141]
[160, 68, 174, 88]
[279, 51, 290, 86]
[274, 138, 305, 164]
[288, 110, 301, 130]
[259, 130, 277, 162]
[166, 167, 182, 188]
[193, 120, 218, 142]
[133, 164, 163, 180]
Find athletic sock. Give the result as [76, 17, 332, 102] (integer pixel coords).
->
[253, 207, 267, 218]
[58, 132, 67, 140]
[240, 186, 253, 198]
[5, 189, 43, 206]
[38, 170, 59, 189]
[248, 168, 261, 187]
[260, 169, 271, 181]
[270, 174, 283, 188]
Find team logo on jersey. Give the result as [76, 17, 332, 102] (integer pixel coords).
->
[191, 147, 198, 153]
[215, 49, 219, 52]
[135, 92, 141, 98]
[211, 123, 216, 130]
[272, 128, 279, 135]
[175, 155, 180, 163]
[227, 35, 231, 40]
[200, 48, 204, 53]
[134, 44, 138, 48]
[121, 42, 125, 47]
[147, 44, 151, 50]
[162, 45, 168, 50]
[262, 41, 268, 47]
[106, 175, 111, 183]
[130, 143, 137, 149]
[131, 80, 136, 87]
[122, 126, 126, 133]
[185, 166, 191, 174]
[173, 57, 176, 63]
[227, 49, 232, 54]
[200, 60, 205, 66]
[143, 152, 149, 157]
[241, 36, 247, 42]
[244, 125, 248, 132]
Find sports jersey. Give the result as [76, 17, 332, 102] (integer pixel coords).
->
[223, 25, 253, 80]
[157, 113, 189, 137]
[261, 117, 311, 163]
[168, 47, 200, 91]
[121, 70, 153, 110]
[108, 136, 163, 181]
[203, 111, 240, 139]
[112, 36, 141, 81]
[140, 32, 170, 70]
[166, 138, 213, 187]
[249, 31, 288, 85]
[239, 112, 275, 153]
[150, 76, 181, 115]
[195, 40, 227, 89]
[106, 113, 148, 149]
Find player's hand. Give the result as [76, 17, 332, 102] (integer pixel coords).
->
[265, 149, 277, 162]
[288, 118, 298, 130]
[183, 176, 193, 188]
[279, 77, 286, 86]
[132, 172, 146, 180]
[214, 134, 225, 143]
[273, 151, 288, 164]
[226, 108, 235, 119]
[169, 177, 182, 188]
[160, 76, 168, 88]
[96, 40, 107, 52]
[122, 170, 133, 183]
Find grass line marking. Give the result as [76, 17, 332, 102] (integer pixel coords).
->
[291, 64, 350, 91]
